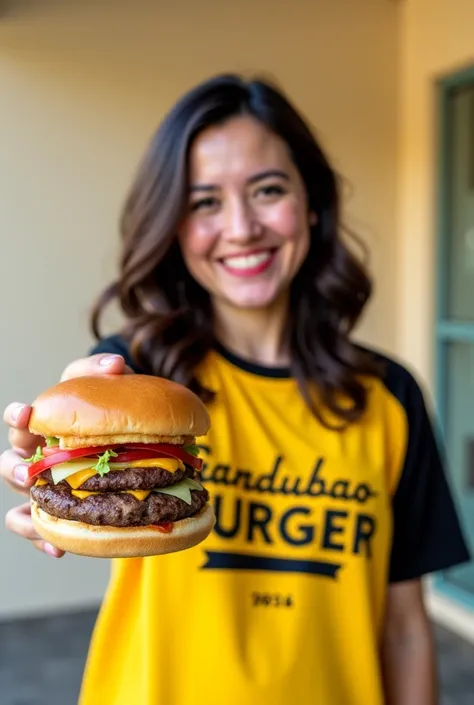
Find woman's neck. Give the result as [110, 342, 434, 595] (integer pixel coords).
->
[212, 295, 291, 367]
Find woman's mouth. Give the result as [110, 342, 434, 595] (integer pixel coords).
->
[219, 249, 277, 277]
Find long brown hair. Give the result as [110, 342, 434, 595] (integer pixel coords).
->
[92, 73, 382, 427]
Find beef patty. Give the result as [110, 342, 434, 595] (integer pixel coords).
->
[31, 482, 209, 527]
[41, 465, 190, 491]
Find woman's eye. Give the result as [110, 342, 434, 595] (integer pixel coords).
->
[190, 197, 219, 212]
[255, 184, 286, 199]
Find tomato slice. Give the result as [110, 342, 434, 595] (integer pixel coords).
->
[27, 445, 120, 479]
[28, 442, 202, 478]
[111, 450, 169, 463]
[42, 447, 63, 457]
[123, 444, 203, 470]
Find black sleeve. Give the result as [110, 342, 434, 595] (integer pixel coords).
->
[88, 334, 143, 374]
[383, 359, 471, 583]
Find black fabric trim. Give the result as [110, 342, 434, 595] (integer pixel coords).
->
[213, 342, 292, 379]
[378, 354, 471, 582]
[89, 335, 293, 379]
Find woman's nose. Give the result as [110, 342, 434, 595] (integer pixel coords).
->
[224, 200, 262, 242]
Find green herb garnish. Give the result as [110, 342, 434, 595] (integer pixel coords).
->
[45, 436, 60, 447]
[92, 449, 119, 477]
[183, 444, 200, 457]
[24, 446, 45, 463]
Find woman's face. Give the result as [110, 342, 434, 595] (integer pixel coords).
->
[178, 116, 314, 310]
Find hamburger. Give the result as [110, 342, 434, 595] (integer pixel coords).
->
[27, 374, 215, 558]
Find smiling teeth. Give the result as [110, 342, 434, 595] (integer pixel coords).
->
[223, 252, 272, 269]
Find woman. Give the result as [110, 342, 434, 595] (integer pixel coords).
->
[2, 74, 470, 705]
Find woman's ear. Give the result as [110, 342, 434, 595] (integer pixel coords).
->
[309, 212, 318, 226]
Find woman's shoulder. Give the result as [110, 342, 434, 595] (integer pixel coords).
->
[361, 344, 430, 417]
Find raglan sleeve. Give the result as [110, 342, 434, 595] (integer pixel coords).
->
[88, 334, 142, 374]
[388, 366, 471, 583]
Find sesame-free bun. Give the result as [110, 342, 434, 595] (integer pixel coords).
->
[31, 501, 215, 558]
[29, 374, 210, 449]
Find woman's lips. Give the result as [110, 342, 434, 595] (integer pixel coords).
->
[218, 249, 276, 277]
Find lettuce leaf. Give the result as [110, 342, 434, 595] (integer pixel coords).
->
[45, 436, 60, 447]
[51, 459, 98, 485]
[153, 478, 203, 505]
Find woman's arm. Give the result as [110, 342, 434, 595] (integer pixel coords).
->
[381, 578, 437, 705]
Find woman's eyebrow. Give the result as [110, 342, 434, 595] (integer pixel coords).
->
[189, 183, 218, 193]
[247, 169, 289, 184]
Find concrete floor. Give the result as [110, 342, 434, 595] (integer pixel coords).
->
[0, 609, 473, 704]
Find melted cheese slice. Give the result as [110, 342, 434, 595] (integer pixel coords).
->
[35, 478, 48, 486]
[114, 458, 184, 471]
[123, 489, 152, 501]
[66, 468, 97, 489]
[71, 489, 152, 500]
[65, 457, 184, 489]
[71, 490, 100, 499]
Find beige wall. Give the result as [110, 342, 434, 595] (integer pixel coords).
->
[398, 0, 474, 386]
[398, 0, 474, 633]
[0, 1, 399, 618]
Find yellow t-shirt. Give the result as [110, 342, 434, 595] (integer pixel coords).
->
[79, 339, 469, 705]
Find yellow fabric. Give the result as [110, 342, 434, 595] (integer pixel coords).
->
[79, 350, 409, 705]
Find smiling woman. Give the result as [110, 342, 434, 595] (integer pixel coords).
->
[92, 75, 379, 427]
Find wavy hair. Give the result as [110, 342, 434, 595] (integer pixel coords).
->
[92, 73, 382, 427]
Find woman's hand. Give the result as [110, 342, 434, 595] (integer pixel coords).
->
[1, 353, 132, 558]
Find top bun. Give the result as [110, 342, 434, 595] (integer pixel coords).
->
[29, 375, 210, 449]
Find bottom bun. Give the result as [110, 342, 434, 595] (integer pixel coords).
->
[31, 501, 215, 559]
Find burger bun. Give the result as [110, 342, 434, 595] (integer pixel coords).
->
[31, 501, 215, 559]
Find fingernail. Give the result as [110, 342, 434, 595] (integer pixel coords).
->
[10, 403, 24, 422]
[44, 543, 61, 558]
[99, 355, 121, 366]
[14, 465, 28, 484]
